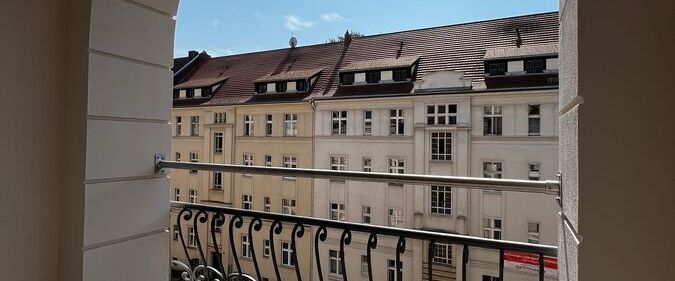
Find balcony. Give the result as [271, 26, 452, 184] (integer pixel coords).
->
[157, 159, 563, 281]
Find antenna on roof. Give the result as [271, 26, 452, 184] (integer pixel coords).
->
[515, 28, 522, 48]
[289, 33, 297, 49]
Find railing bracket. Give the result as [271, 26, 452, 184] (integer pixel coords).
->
[155, 154, 166, 175]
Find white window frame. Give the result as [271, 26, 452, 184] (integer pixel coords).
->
[329, 249, 343, 275]
[529, 162, 541, 180]
[282, 198, 296, 215]
[175, 116, 182, 136]
[362, 205, 371, 224]
[528, 104, 541, 136]
[264, 196, 271, 212]
[284, 113, 298, 136]
[187, 226, 197, 248]
[281, 241, 293, 267]
[363, 157, 372, 172]
[426, 104, 458, 125]
[213, 132, 224, 153]
[331, 111, 347, 135]
[189, 152, 199, 174]
[244, 114, 254, 136]
[482, 217, 502, 240]
[264, 155, 272, 167]
[190, 115, 200, 136]
[389, 158, 405, 174]
[431, 132, 452, 160]
[241, 235, 251, 258]
[330, 155, 346, 171]
[483, 106, 502, 136]
[174, 188, 180, 201]
[189, 188, 197, 204]
[213, 172, 223, 190]
[387, 259, 402, 281]
[360, 255, 369, 276]
[483, 161, 503, 179]
[431, 186, 452, 215]
[283, 155, 297, 180]
[213, 112, 226, 124]
[242, 194, 252, 210]
[528, 222, 541, 244]
[263, 239, 271, 257]
[363, 110, 372, 135]
[388, 208, 403, 227]
[389, 109, 404, 135]
[330, 203, 345, 221]
[175, 152, 181, 161]
[173, 224, 179, 241]
[432, 243, 452, 265]
[243, 154, 254, 166]
[265, 114, 273, 136]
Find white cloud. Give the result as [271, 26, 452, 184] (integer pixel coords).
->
[210, 19, 220, 27]
[321, 12, 346, 22]
[284, 15, 315, 30]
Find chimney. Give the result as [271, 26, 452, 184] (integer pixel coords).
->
[515, 28, 522, 48]
[343, 30, 352, 48]
[396, 41, 404, 58]
[188, 50, 199, 58]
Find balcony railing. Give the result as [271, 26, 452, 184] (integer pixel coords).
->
[157, 159, 560, 281]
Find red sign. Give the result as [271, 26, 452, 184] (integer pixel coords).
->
[503, 250, 557, 278]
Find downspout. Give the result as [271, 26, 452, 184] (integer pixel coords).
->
[309, 98, 316, 279]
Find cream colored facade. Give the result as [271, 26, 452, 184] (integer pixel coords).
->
[170, 102, 314, 280]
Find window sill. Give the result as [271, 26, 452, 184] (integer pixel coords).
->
[282, 177, 297, 181]
[429, 159, 453, 164]
[280, 264, 295, 270]
[328, 273, 344, 280]
[211, 188, 224, 192]
[429, 212, 453, 218]
[242, 174, 252, 178]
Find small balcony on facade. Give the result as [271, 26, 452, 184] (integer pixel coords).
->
[157, 158, 570, 281]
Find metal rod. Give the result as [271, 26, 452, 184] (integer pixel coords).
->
[539, 253, 545, 281]
[462, 245, 469, 281]
[499, 249, 504, 281]
[171, 201, 558, 256]
[158, 160, 560, 195]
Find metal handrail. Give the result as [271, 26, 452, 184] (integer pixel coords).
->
[156, 159, 560, 195]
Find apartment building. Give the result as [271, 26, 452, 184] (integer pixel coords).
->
[169, 12, 559, 281]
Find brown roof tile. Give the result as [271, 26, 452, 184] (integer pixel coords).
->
[254, 68, 323, 83]
[339, 56, 420, 72]
[174, 76, 228, 90]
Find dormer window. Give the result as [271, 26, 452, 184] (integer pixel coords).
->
[255, 83, 267, 94]
[365, 71, 380, 84]
[392, 68, 411, 81]
[173, 90, 179, 99]
[340, 73, 355, 85]
[201, 87, 212, 97]
[186, 89, 195, 98]
[275, 82, 287, 93]
[525, 58, 545, 73]
[487, 61, 507, 76]
[173, 77, 228, 100]
[296, 80, 308, 91]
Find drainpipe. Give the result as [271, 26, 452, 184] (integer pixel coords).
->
[309, 98, 316, 279]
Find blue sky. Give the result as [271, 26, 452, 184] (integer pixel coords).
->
[174, 0, 558, 57]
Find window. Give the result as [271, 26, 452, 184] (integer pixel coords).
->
[431, 186, 452, 215]
[242, 194, 252, 210]
[175, 152, 181, 161]
[296, 79, 308, 91]
[482, 275, 499, 281]
[330, 203, 345, 221]
[389, 109, 404, 135]
[281, 241, 293, 267]
[433, 243, 452, 265]
[482, 218, 502, 240]
[214, 132, 223, 152]
[426, 104, 457, 125]
[360, 255, 369, 276]
[213, 172, 223, 190]
[201, 87, 212, 97]
[525, 58, 546, 73]
[244, 115, 254, 136]
[340, 73, 355, 85]
[284, 113, 298, 136]
[393, 68, 410, 81]
[483, 162, 503, 179]
[528, 222, 541, 244]
[173, 224, 179, 240]
[431, 132, 452, 160]
[263, 239, 271, 257]
[186, 89, 195, 98]
[331, 111, 347, 135]
[264, 155, 272, 167]
[282, 199, 296, 215]
[187, 226, 197, 247]
[486, 61, 506, 76]
[174, 188, 180, 201]
[389, 208, 403, 227]
[330, 155, 346, 171]
[362, 206, 371, 224]
[387, 259, 402, 281]
[275, 82, 287, 93]
[189, 189, 197, 203]
[190, 116, 199, 136]
[213, 112, 226, 124]
[175, 116, 182, 135]
[255, 83, 267, 94]
[189, 152, 199, 174]
[483, 106, 502, 135]
[363, 157, 372, 172]
[329, 250, 343, 275]
[389, 158, 405, 174]
[528, 104, 541, 136]
[264, 197, 271, 212]
[243, 154, 254, 166]
[363, 110, 372, 135]
[173, 89, 179, 99]
[366, 71, 381, 83]
[241, 236, 251, 258]
[529, 162, 541, 180]
[283, 156, 297, 180]
[265, 114, 273, 136]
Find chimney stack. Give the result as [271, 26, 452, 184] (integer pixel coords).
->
[188, 50, 199, 58]
[343, 30, 352, 48]
[515, 28, 522, 48]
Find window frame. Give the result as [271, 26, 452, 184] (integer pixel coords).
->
[426, 104, 458, 125]
[430, 186, 452, 215]
[528, 104, 541, 136]
[330, 203, 345, 221]
[528, 222, 541, 244]
[190, 116, 200, 136]
[264, 196, 271, 212]
[213, 112, 226, 124]
[330, 155, 347, 171]
[362, 205, 371, 224]
[331, 111, 347, 135]
[329, 249, 343, 275]
[340, 72, 355, 85]
[174, 188, 180, 201]
[282, 198, 297, 215]
[529, 162, 541, 180]
[388, 158, 405, 174]
[188, 188, 197, 204]
[483, 106, 503, 136]
[431, 132, 452, 161]
[265, 114, 273, 136]
[263, 239, 271, 257]
[362, 157, 372, 172]
[175, 116, 182, 135]
[243, 154, 254, 166]
[189, 152, 199, 174]
[275, 81, 287, 93]
[244, 114, 254, 136]
[242, 194, 252, 210]
[432, 243, 452, 265]
[363, 110, 373, 135]
[212, 172, 223, 190]
[264, 155, 272, 167]
[365, 70, 381, 84]
[213, 132, 224, 153]
[281, 241, 293, 267]
[284, 113, 298, 136]
[483, 161, 503, 179]
[388, 208, 403, 227]
[389, 109, 404, 135]
[482, 217, 503, 240]
[241, 235, 251, 258]
[187, 226, 197, 248]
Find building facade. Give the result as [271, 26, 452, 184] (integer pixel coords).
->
[169, 12, 560, 281]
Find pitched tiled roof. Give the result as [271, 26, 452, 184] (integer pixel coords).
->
[174, 76, 228, 90]
[254, 68, 323, 83]
[174, 12, 559, 107]
[340, 56, 420, 72]
[484, 43, 558, 60]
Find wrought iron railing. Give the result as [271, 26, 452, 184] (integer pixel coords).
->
[158, 159, 559, 281]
